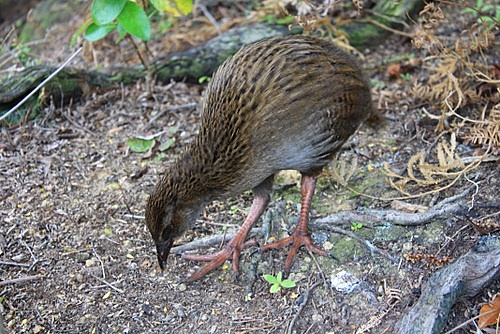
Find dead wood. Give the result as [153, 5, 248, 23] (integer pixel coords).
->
[313, 186, 473, 227]
[0, 23, 290, 118]
[393, 235, 500, 334]
[170, 188, 472, 257]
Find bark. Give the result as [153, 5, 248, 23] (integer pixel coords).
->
[394, 236, 500, 334]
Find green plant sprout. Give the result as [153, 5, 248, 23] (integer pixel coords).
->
[351, 222, 363, 231]
[400, 73, 411, 81]
[198, 76, 211, 84]
[263, 272, 296, 293]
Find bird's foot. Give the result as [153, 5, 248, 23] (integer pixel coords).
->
[182, 239, 257, 283]
[261, 230, 328, 275]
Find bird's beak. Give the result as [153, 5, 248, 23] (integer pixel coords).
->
[155, 238, 174, 270]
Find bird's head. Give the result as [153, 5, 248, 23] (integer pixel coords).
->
[145, 177, 203, 270]
[145, 187, 192, 270]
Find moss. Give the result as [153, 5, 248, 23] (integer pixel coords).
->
[329, 236, 367, 263]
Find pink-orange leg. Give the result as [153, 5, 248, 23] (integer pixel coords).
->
[261, 175, 328, 274]
[183, 195, 269, 283]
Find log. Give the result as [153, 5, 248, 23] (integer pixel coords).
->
[393, 235, 500, 334]
[0, 23, 290, 123]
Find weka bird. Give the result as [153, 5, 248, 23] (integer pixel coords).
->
[145, 35, 376, 283]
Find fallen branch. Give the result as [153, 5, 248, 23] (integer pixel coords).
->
[172, 187, 471, 258]
[314, 186, 472, 227]
[393, 235, 500, 334]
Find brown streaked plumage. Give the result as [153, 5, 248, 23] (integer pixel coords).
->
[145, 35, 377, 282]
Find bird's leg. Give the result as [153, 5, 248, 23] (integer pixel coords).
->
[261, 175, 328, 274]
[183, 194, 269, 283]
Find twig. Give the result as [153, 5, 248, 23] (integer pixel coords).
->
[143, 100, 196, 130]
[443, 308, 500, 334]
[118, 183, 133, 214]
[85, 271, 124, 293]
[91, 244, 106, 279]
[287, 281, 322, 334]
[0, 47, 83, 122]
[357, 18, 415, 38]
[170, 227, 263, 254]
[0, 274, 43, 286]
[480, 210, 500, 221]
[307, 250, 337, 327]
[199, 3, 221, 33]
[0, 261, 30, 267]
[464, 174, 479, 211]
[123, 214, 145, 220]
[61, 248, 92, 256]
[320, 225, 398, 264]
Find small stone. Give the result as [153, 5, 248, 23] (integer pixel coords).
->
[178, 283, 187, 292]
[330, 270, 361, 294]
[323, 241, 334, 250]
[11, 254, 24, 262]
[33, 325, 45, 333]
[76, 252, 91, 263]
[85, 259, 95, 267]
[312, 314, 323, 322]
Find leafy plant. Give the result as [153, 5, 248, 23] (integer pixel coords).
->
[461, 0, 499, 29]
[263, 272, 296, 293]
[351, 222, 363, 231]
[72, 0, 192, 46]
[71, 0, 193, 95]
[400, 73, 411, 81]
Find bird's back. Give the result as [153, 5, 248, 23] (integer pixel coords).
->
[195, 35, 375, 196]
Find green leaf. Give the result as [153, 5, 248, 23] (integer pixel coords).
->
[158, 138, 175, 151]
[91, 0, 127, 25]
[276, 271, 282, 282]
[351, 222, 363, 231]
[198, 76, 211, 84]
[150, 0, 193, 16]
[116, 23, 127, 43]
[263, 274, 277, 284]
[168, 126, 179, 135]
[85, 23, 116, 41]
[276, 16, 294, 25]
[269, 284, 281, 293]
[281, 279, 296, 288]
[117, 1, 151, 41]
[104, 228, 113, 235]
[126, 137, 154, 153]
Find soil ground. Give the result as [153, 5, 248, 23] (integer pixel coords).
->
[0, 1, 499, 333]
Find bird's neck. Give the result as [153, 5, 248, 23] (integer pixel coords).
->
[168, 146, 220, 205]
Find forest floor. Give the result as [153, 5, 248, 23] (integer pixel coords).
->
[0, 1, 499, 333]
